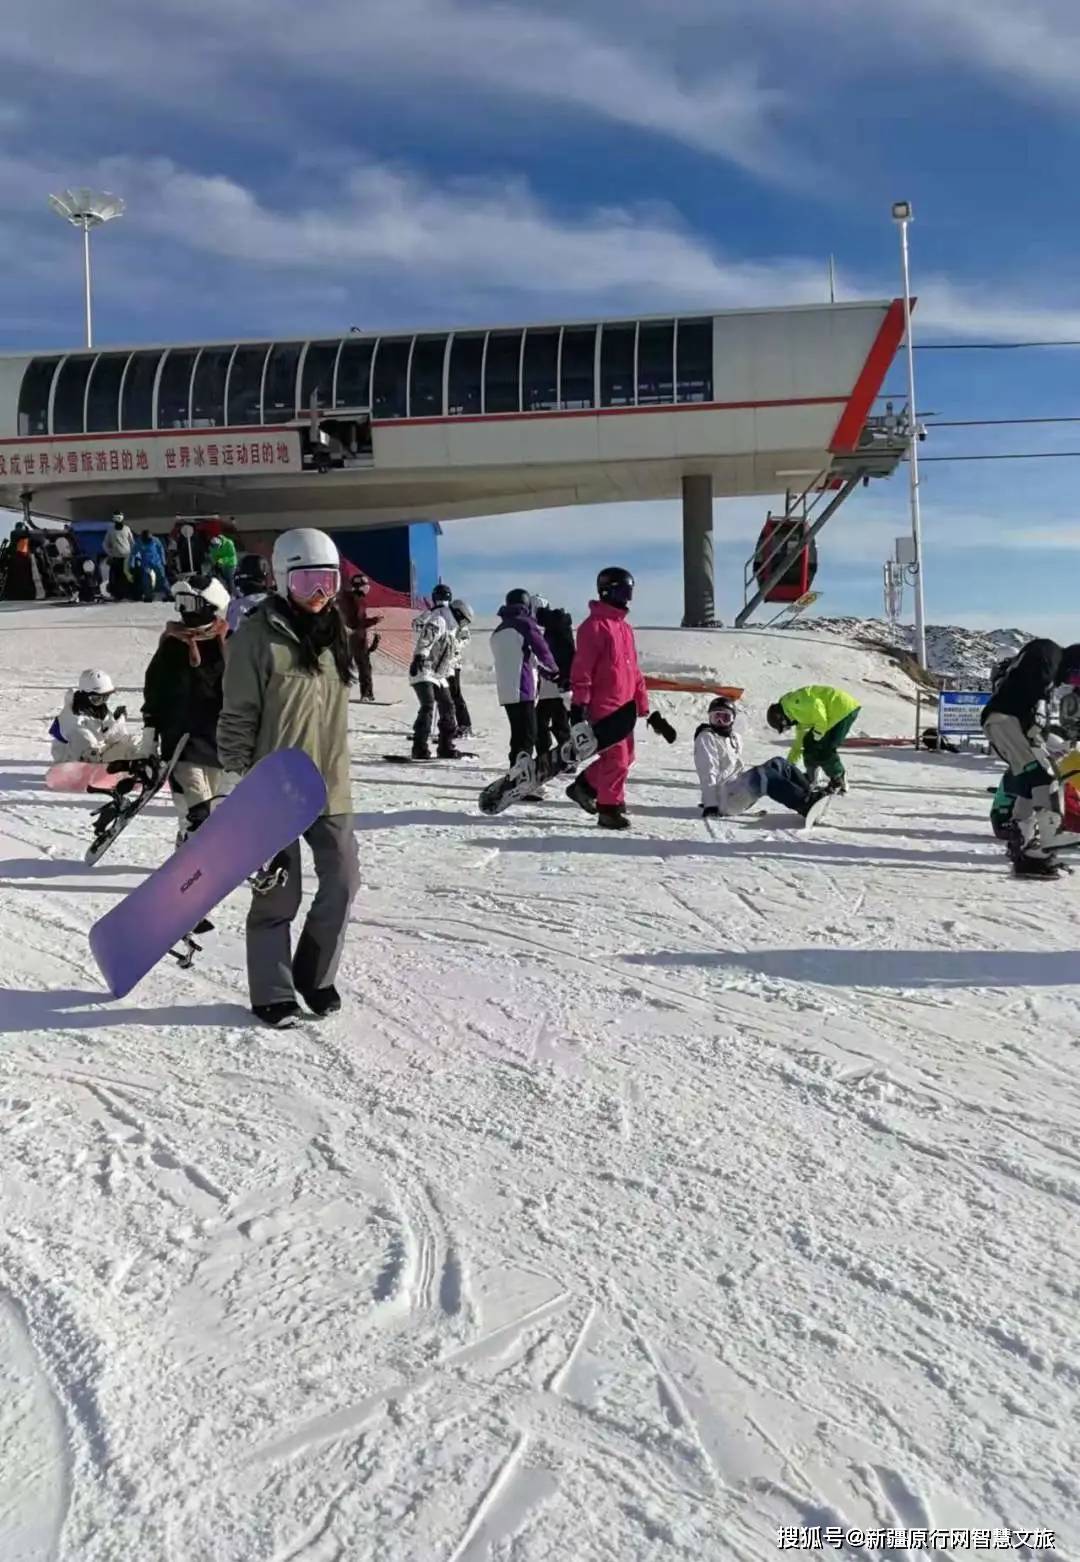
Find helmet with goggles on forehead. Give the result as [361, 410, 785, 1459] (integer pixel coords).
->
[271, 528, 341, 604]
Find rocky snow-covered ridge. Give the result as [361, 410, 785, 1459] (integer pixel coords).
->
[792, 617, 1031, 682]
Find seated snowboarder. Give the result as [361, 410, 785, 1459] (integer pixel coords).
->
[766, 684, 861, 794]
[695, 697, 826, 819]
[50, 669, 137, 764]
[981, 638, 1080, 877]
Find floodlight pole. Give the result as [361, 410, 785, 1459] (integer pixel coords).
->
[83, 218, 93, 348]
[892, 200, 927, 671]
[48, 188, 125, 350]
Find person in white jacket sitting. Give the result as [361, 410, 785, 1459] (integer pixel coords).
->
[694, 697, 825, 819]
[49, 669, 138, 764]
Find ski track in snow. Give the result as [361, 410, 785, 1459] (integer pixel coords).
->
[1, 606, 1078, 1559]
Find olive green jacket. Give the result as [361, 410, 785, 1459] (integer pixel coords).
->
[217, 597, 352, 815]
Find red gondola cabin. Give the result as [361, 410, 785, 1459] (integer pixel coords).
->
[753, 516, 819, 603]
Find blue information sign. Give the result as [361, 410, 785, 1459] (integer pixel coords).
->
[937, 690, 990, 736]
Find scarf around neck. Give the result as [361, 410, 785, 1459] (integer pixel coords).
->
[162, 617, 228, 667]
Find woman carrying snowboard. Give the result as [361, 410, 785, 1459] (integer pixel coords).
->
[218, 528, 360, 1028]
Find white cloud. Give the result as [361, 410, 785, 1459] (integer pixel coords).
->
[900, 0, 1080, 99]
[2, 0, 794, 176]
[92, 155, 835, 317]
[4, 148, 1060, 342]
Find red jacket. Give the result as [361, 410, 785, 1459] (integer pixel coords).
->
[570, 600, 649, 720]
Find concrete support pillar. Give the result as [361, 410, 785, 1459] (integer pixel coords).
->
[681, 473, 715, 627]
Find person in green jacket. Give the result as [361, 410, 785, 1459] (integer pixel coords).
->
[207, 532, 238, 596]
[766, 685, 861, 792]
[218, 527, 359, 1028]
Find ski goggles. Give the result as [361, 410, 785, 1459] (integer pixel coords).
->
[287, 566, 340, 602]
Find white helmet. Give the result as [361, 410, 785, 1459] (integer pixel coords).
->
[450, 598, 474, 624]
[173, 573, 231, 619]
[271, 527, 340, 597]
[78, 668, 114, 696]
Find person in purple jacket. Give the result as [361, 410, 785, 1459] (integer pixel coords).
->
[489, 589, 560, 765]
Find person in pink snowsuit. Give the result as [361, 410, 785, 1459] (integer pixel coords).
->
[570, 566, 650, 829]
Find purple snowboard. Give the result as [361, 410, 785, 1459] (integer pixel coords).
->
[90, 748, 327, 999]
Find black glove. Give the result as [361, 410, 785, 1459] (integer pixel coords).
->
[647, 711, 677, 744]
[700, 805, 719, 819]
[369, 633, 381, 653]
[112, 704, 127, 721]
[570, 704, 586, 726]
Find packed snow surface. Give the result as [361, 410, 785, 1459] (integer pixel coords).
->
[1, 606, 1077, 1561]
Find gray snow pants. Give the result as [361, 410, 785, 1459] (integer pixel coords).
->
[983, 712, 1059, 846]
[246, 814, 360, 1007]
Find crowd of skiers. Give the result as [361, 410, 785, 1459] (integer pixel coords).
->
[2, 512, 255, 607]
[48, 521, 1080, 1028]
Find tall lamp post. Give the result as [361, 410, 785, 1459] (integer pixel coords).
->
[891, 199, 927, 671]
[47, 187, 125, 350]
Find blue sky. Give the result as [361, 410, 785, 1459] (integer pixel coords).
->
[5, 0, 1080, 634]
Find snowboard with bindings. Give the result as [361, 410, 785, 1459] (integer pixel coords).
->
[89, 748, 328, 999]
[47, 761, 124, 793]
[85, 735, 189, 866]
[478, 700, 637, 816]
[803, 793, 833, 831]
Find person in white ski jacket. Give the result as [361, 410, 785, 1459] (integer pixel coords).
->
[694, 697, 823, 819]
[409, 592, 472, 759]
[50, 669, 137, 763]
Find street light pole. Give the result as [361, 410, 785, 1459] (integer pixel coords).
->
[892, 200, 927, 671]
[47, 188, 125, 349]
[82, 218, 93, 348]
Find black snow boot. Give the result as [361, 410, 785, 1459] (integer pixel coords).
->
[252, 1001, 303, 1029]
[437, 744, 463, 759]
[301, 985, 342, 1017]
[412, 743, 432, 761]
[597, 803, 630, 831]
[566, 776, 598, 815]
[293, 933, 342, 1017]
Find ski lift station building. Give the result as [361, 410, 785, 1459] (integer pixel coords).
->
[0, 298, 909, 622]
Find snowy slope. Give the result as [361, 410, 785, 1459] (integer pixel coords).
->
[1, 604, 1078, 1561]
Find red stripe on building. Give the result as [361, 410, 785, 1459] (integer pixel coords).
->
[828, 297, 909, 455]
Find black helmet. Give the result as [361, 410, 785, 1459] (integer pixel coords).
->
[432, 582, 453, 605]
[766, 702, 793, 734]
[505, 587, 533, 610]
[597, 566, 633, 607]
[707, 696, 737, 732]
[1060, 643, 1080, 686]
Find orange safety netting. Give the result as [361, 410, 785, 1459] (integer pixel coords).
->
[339, 559, 425, 669]
[644, 676, 745, 699]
